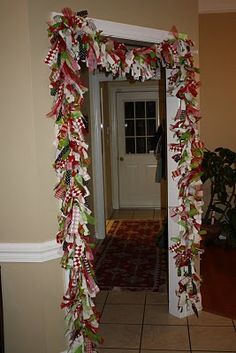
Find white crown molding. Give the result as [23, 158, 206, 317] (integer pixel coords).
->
[92, 18, 170, 43]
[0, 240, 62, 263]
[199, 0, 236, 14]
[51, 13, 171, 44]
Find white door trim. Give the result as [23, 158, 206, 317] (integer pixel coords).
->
[89, 73, 127, 239]
[89, 73, 105, 240]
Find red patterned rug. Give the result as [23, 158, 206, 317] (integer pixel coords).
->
[94, 220, 167, 291]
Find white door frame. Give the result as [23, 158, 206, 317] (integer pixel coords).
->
[89, 73, 123, 240]
[89, 19, 195, 318]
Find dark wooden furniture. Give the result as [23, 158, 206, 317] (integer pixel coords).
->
[201, 246, 236, 319]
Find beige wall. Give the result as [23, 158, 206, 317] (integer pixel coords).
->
[0, 1, 198, 352]
[199, 13, 236, 151]
[1, 260, 66, 353]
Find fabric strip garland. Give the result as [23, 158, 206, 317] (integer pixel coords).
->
[45, 7, 204, 353]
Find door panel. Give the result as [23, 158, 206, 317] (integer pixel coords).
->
[117, 91, 161, 208]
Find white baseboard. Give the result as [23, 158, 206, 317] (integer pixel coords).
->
[0, 239, 62, 262]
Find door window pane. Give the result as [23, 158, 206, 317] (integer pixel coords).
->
[123, 99, 158, 154]
[125, 102, 134, 119]
[136, 119, 145, 136]
[146, 101, 156, 118]
[147, 137, 154, 152]
[125, 120, 134, 136]
[147, 119, 156, 135]
[135, 101, 145, 118]
[136, 137, 146, 153]
[126, 138, 135, 154]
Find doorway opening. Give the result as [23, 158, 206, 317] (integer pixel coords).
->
[97, 71, 168, 228]
[88, 63, 189, 317]
[92, 71, 169, 292]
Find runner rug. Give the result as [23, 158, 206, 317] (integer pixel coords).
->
[94, 219, 167, 291]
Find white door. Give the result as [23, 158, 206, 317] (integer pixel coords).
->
[117, 91, 161, 208]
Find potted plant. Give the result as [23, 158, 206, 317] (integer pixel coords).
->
[201, 147, 236, 247]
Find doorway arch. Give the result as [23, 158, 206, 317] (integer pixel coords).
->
[46, 10, 203, 352]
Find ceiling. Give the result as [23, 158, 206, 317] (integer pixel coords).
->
[199, 0, 236, 13]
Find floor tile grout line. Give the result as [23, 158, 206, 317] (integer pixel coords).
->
[187, 317, 193, 353]
[100, 291, 109, 317]
[137, 348, 191, 353]
[98, 348, 139, 351]
[145, 303, 174, 306]
[99, 322, 191, 326]
[100, 301, 169, 307]
[98, 347, 138, 351]
[100, 317, 220, 327]
[186, 324, 235, 327]
[97, 347, 192, 353]
[138, 291, 147, 353]
[190, 351, 235, 353]
[101, 303, 146, 306]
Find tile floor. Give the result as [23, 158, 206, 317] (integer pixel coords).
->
[96, 290, 236, 353]
[101, 208, 236, 352]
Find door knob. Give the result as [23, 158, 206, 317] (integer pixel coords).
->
[120, 157, 124, 161]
